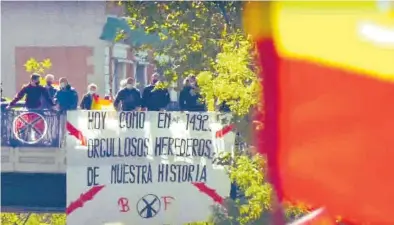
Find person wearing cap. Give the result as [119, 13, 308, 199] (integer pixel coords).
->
[113, 77, 141, 111]
[141, 73, 170, 111]
[54, 77, 78, 112]
[7, 73, 55, 110]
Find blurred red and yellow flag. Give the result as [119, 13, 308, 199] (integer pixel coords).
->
[92, 94, 114, 110]
[245, 1, 394, 224]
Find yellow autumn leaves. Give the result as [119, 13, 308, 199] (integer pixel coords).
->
[23, 58, 53, 87]
[24, 58, 52, 74]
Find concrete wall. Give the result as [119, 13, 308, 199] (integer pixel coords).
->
[1, 1, 108, 97]
[1, 146, 65, 173]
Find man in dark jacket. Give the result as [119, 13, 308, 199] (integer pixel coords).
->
[80, 83, 97, 110]
[44, 74, 57, 99]
[219, 101, 231, 112]
[7, 73, 55, 110]
[142, 73, 170, 111]
[54, 77, 78, 112]
[114, 77, 141, 111]
[179, 75, 206, 112]
[42, 74, 58, 109]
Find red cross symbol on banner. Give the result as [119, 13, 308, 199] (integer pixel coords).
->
[13, 112, 48, 144]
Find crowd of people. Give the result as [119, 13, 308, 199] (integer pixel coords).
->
[2, 73, 209, 113]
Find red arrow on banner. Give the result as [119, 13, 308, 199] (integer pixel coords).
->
[66, 185, 105, 215]
[66, 121, 87, 146]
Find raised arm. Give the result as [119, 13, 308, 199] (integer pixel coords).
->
[8, 86, 27, 106]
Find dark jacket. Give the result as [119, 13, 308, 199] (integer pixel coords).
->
[46, 85, 57, 99]
[55, 85, 78, 111]
[42, 85, 58, 109]
[80, 93, 94, 110]
[219, 101, 231, 112]
[179, 86, 206, 112]
[9, 84, 54, 109]
[142, 85, 170, 111]
[114, 87, 141, 111]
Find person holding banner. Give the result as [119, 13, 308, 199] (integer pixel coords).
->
[113, 77, 141, 111]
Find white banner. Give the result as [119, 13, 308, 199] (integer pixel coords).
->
[66, 111, 235, 225]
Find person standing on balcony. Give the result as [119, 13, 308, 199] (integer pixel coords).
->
[54, 77, 78, 112]
[42, 74, 58, 109]
[80, 83, 98, 110]
[141, 73, 170, 111]
[44, 74, 57, 99]
[6, 73, 55, 110]
[113, 77, 141, 111]
[179, 75, 206, 112]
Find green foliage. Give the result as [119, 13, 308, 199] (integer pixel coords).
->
[1, 213, 66, 225]
[120, 1, 243, 79]
[230, 155, 272, 224]
[196, 33, 260, 115]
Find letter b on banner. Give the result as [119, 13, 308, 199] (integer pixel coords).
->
[118, 197, 130, 212]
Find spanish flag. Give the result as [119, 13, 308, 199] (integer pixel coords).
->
[91, 94, 114, 110]
[245, 1, 394, 224]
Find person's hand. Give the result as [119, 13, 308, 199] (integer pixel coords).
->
[5, 105, 11, 110]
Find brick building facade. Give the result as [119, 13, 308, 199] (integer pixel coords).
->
[1, 1, 157, 99]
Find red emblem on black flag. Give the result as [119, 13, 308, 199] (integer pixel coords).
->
[13, 112, 48, 144]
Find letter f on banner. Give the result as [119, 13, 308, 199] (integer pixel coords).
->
[161, 196, 175, 210]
